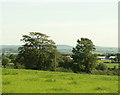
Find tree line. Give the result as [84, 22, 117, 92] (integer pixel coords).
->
[2, 32, 119, 74]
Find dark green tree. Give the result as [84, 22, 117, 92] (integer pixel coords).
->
[2, 57, 10, 68]
[9, 54, 17, 63]
[72, 38, 97, 73]
[15, 32, 58, 70]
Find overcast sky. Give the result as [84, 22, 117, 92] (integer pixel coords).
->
[1, 0, 118, 47]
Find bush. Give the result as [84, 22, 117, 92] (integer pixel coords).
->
[91, 69, 119, 75]
[6, 63, 14, 69]
[96, 63, 108, 71]
[113, 66, 117, 70]
[58, 56, 73, 69]
[56, 67, 73, 72]
[14, 63, 26, 69]
[112, 69, 119, 75]
[91, 70, 107, 75]
[108, 66, 117, 71]
[2, 57, 10, 68]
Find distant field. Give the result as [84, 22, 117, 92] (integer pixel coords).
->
[97, 60, 119, 68]
[2, 68, 118, 93]
[105, 63, 119, 68]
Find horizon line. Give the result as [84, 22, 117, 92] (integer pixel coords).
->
[0, 44, 118, 48]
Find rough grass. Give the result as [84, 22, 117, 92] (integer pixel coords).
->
[2, 68, 118, 93]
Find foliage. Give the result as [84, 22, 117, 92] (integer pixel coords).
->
[14, 63, 26, 69]
[56, 67, 73, 72]
[15, 32, 58, 71]
[58, 56, 73, 69]
[96, 63, 108, 71]
[72, 38, 97, 73]
[6, 63, 14, 69]
[116, 53, 120, 63]
[106, 63, 119, 69]
[91, 69, 119, 75]
[2, 57, 10, 68]
[9, 54, 17, 63]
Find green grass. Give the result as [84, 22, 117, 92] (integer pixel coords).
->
[105, 63, 119, 68]
[97, 60, 109, 63]
[2, 68, 118, 93]
[97, 60, 119, 68]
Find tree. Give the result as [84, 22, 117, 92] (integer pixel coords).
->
[9, 54, 17, 63]
[113, 57, 118, 63]
[116, 53, 120, 63]
[58, 56, 73, 69]
[2, 57, 10, 68]
[96, 63, 108, 71]
[72, 38, 97, 73]
[15, 32, 58, 70]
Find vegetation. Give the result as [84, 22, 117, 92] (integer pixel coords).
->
[1, 32, 119, 93]
[2, 68, 118, 93]
[1, 32, 119, 75]
[2, 57, 10, 68]
[15, 32, 59, 71]
[72, 38, 97, 73]
[96, 63, 108, 71]
[106, 63, 118, 68]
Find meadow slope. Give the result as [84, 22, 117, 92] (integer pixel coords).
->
[2, 69, 118, 93]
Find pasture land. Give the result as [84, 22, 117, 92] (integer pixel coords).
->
[105, 63, 119, 68]
[97, 60, 119, 68]
[2, 68, 118, 93]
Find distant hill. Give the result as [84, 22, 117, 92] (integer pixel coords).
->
[1, 45, 21, 49]
[56, 45, 73, 50]
[0, 45, 118, 54]
[94, 46, 117, 54]
[57, 45, 118, 54]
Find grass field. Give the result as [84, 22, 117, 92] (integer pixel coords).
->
[2, 68, 118, 93]
[97, 60, 119, 68]
[105, 63, 119, 68]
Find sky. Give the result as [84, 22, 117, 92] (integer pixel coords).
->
[1, 0, 118, 47]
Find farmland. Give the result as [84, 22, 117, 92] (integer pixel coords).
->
[105, 63, 119, 68]
[2, 68, 118, 93]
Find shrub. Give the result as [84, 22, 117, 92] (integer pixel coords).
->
[112, 69, 119, 75]
[96, 63, 108, 71]
[108, 66, 117, 71]
[6, 63, 14, 69]
[58, 56, 73, 69]
[91, 69, 118, 75]
[56, 67, 73, 72]
[2, 57, 10, 68]
[14, 63, 26, 69]
[113, 66, 117, 70]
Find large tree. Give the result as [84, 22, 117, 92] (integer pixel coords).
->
[72, 38, 97, 73]
[15, 32, 58, 70]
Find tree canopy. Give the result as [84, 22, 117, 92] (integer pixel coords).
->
[15, 32, 58, 70]
[72, 38, 97, 73]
